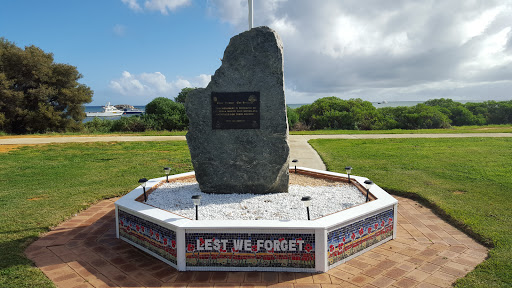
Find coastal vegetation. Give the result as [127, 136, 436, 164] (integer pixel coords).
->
[174, 87, 194, 104]
[291, 97, 512, 131]
[310, 137, 512, 287]
[84, 97, 188, 133]
[0, 38, 93, 134]
[80, 97, 512, 134]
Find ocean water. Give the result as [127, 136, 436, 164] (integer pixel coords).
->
[287, 101, 423, 109]
[83, 105, 145, 123]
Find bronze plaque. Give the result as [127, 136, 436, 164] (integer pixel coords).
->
[211, 92, 260, 129]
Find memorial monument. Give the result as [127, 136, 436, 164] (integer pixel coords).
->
[185, 26, 289, 194]
[115, 6, 398, 272]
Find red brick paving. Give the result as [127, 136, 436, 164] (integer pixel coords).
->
[25, 196, 488, 287]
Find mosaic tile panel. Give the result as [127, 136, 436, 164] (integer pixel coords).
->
[185, 232, 315, 268]
[118, 209, 177, 264]
[327, 209, 394, 266]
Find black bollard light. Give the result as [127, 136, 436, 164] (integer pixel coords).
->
[192, 195, 202, 220]
[139, 178, 148, 202]
[364, 180, 373, 202]
[345, 166, 352, 183]
[292, 159, 299, 173]
[164, 167, 171, 183]
[301, 196, 312, 220]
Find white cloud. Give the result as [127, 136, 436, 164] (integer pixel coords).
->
[461, 5, 507, 44]
[144, 0, 190, 15]
[109, 71, 211, 101]
[122, 0, 190, 14]
[208, 0, 247, 26]
[121, 0, 142, 12]
[208, 0, 512, 103]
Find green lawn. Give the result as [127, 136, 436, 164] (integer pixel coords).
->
[309, 137, 512, 287]
[1, 138, 511, 287]
[290, 124, 512, 135]
[1, 124, 511, 138]
[0, 130, 188, 137]
[0, 141, 193, 287]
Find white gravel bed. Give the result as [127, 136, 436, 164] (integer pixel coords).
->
[146, 181, 366, 220]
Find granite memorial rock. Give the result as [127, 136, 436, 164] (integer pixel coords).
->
[185, 26, 289, 194]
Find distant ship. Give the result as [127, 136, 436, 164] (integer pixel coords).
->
[377, 100, 388, 104]
[85, 102, 124, 117]
[115, 104, 144, 115]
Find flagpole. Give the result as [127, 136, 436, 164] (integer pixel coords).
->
[248, 0, 253, 30]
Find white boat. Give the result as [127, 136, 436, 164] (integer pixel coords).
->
[122, 107, 144, 115]
[86, 102, 124, 117]
[115, 104, 144, 115]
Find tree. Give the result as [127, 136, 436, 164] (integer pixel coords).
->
[424, 98, 480, 126]
[142, 97, 188, 130]
[286, 106, 299, 128]
[174, 87, 195, 104]
[0, 38, 93, 134]
[379, 104, 451, 129]
[296, 97, 381, 130]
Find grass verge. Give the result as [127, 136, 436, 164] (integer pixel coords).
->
[290, 124, 512, 135]
[0, 141, 192, 287]
[0, 130, 187, 138]
[309, 137, 512, 287]
[1, 124, 511, 138]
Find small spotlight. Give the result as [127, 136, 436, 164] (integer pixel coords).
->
[345, 166, 352, 183]
[301, 196, 312, 220]
[292, 159, 299, 173]
[192, 195, 202, 220]
[139, 178, 148, 202]
[164, 167, 171, 183]
[364, 180, 374, 202]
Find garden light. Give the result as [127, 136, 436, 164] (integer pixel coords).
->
[345, 166, 352, 182]
[192, 195, 202, 220]
[364, 180, 373, 202]
[139, 178, 148, 202]
[301, 196, 312, 220]
[164, 167, 171, 183]
[292, 159, 299, 173]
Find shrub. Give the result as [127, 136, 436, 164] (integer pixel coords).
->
[425, 98, 482, 126]
[143, 97, 188, 130]
[296, 97, 381, 130]
[379, 104, 451, 129]
[174, 87, 195, 104]
[287, 106, 299, 128]
[83, 117, 114, 133]
[477, 100, 512, 124]
[111, 116, 148, 132]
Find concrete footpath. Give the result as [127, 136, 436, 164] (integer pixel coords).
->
[1, 133, 511, 171]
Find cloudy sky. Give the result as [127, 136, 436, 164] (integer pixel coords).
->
[1, 0, 511, 105]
